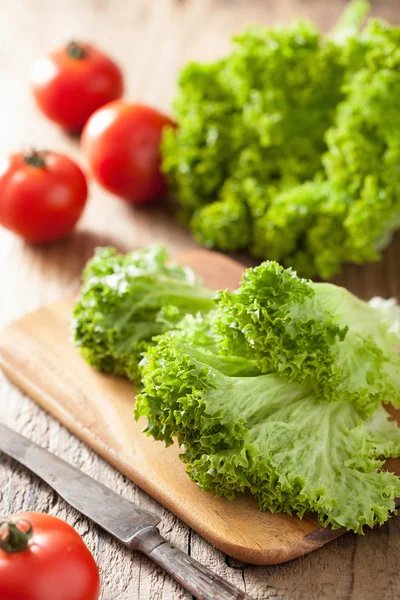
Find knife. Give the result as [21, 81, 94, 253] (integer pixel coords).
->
[0, 423, 253, 600]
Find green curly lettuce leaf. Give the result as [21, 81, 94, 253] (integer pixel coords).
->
[191, 194, 251, 252]
[250, 17, 400, 278]
[250, 180, 351, 279]
[162, 13, 350, 239]
[72, 245, 215, 382]
[367, 405, 400, 459]
[324, 19, 400, 263]
[214, 261, 400, 412]
[161, 1, 398, 278]
[163, 3, 400, 279]
[136, 315, 400, 533]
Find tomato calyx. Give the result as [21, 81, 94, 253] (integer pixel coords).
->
[0, 518, 33, 553]
[66, 41, 88, 60]
[23, 149, 47, 169]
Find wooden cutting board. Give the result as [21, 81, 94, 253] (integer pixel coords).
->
[0, 249, 398, 565]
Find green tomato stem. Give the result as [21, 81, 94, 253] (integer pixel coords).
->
[67, 41, 87, 59]
[0, 518, 33, 553]
[23, 149, 47, 168]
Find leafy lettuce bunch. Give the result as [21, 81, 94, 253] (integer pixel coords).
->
[162, 8, 353, 248]
[214, 261, 400, 413]
[72, 245, 215, 382]
[72, 245, 400, 532]
[254, 18, 400, 278]
[137, 312, 400, 533]
[163, 1, 400, 278]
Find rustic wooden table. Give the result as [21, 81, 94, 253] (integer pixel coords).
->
[0, 1, 399, 599]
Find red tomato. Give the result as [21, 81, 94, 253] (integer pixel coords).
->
[0, 150, 88, 243]
[82, 101, 176, 205]
[0, 512, 100, 600]
[31, 41, 124, 131]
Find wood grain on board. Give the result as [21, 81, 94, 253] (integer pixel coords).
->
[0, 1, 400, 599]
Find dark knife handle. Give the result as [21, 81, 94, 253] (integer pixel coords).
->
[132, 526, 253, 600]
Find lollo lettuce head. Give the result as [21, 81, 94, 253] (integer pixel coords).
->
[214, 261, 400, 413]
[137, 313, 400, 533]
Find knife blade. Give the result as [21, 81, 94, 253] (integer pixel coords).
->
[0, 423, 253, 600]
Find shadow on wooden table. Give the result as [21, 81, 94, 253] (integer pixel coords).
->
[18, 229, 135, 295]
[10, 224, 400, 303]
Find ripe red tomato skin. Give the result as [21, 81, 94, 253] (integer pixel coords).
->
[0, 151, 88, 243]
[82, 101, 176, 205]
[31, 42, 124, 131]
[0, 512, 100, 600]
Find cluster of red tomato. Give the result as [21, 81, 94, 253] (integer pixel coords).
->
[0, 41, 175, 243]
[0, 42, 177, 600]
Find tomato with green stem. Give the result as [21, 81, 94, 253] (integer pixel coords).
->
[31, 41, 124, 132]
[82, 101, 176, 205]
[0, 149, 88, 243]
[0, 512, 100, 600]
